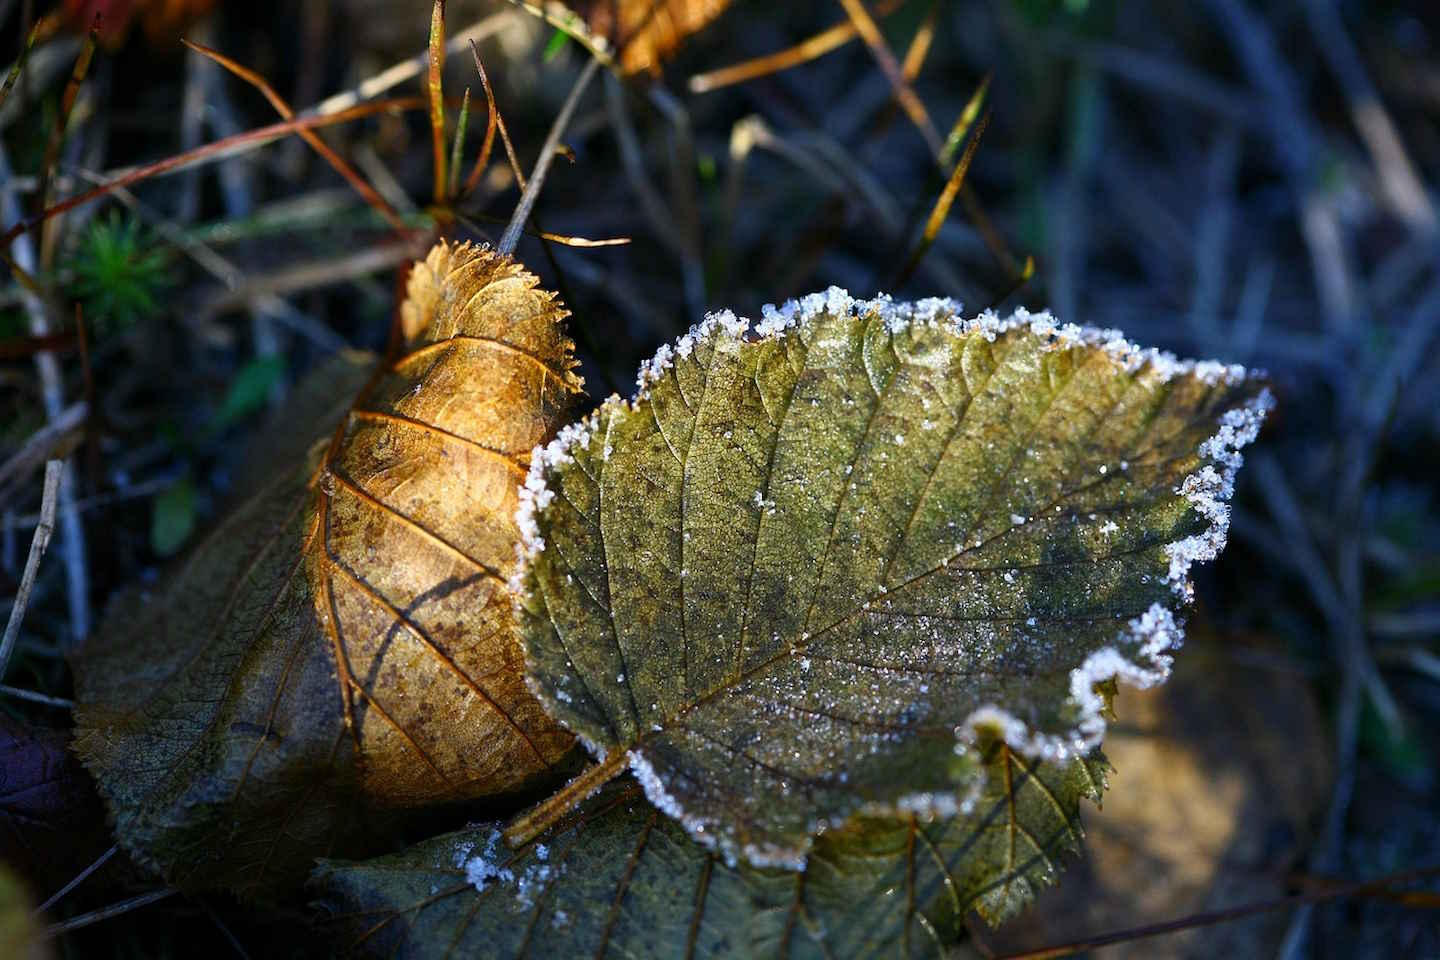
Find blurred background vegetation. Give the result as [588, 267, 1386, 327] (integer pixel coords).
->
[1, 0, 1437, 956]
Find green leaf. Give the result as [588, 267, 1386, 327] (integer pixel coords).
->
[149, 475, 196, 556]
[313, 743, 1106, 957]
[210, 355, 287, 436]
[515, 291, 1270, 868]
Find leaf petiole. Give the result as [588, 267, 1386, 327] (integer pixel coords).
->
[504, 749, 627, 848]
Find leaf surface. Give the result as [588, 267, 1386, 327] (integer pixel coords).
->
[73, 242, 582, 896]
[557, 0, 732, 74]
[0, 718, 110, 893]
[313, 743, 1105, 958]
[515, 290, 1270, 867]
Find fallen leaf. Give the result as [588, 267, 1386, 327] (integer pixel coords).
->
[313, 742, 1105, 957]
[0, 718, 110, 895]
[985, 634, 1332, 959]
[514, 290, 1271, 868]
[73, 242, 583, 897]
[558, 0, 732, 74]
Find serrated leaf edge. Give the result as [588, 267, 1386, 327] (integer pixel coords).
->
[511, 289, 1272, 868]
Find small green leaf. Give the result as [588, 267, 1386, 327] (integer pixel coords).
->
[542, 28, 571, 62]
[313, 743, 1107, 957]
[515, 291, 1270, 868]
[150, 475, 196, 556]
[210, 355, 287, 435]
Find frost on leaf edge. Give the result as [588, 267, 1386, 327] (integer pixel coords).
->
[512, 288, 1272, 866]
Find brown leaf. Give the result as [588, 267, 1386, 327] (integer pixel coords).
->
[0, 719, 110, 895]
[73, 242, 583, 897]
[564, 0, 732, 74]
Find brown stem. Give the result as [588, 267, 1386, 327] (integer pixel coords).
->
[503, 749, 627, 848]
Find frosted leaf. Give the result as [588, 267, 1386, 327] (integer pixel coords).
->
[514, 290, 1269, 869]
[314, 750, 1107, 956]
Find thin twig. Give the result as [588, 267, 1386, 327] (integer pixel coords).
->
[499, 56, 602, 256]
[0, 683, 74, 708]
[0, 460, 62, 683]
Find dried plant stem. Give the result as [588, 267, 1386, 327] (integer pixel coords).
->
[2, 97, 426, 249]
[34, 844, 117, 915]
[41, 888, 177, 938]
[835, 0, 941, 156]
[0, 460, 61, 681]
[688, 0, 905, 93]
[504, 749, 627, 848]
[181, 40, 408, 232]
[0, 144, 89, 646]
[996, 864, 1440, 960]
[498, 56, 601, 256]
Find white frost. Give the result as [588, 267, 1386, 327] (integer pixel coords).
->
[511, 285, 1272, 873]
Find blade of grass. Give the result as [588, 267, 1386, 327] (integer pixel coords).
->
[895, 109, 990, 287]
[470, 39, 527, 192]
[499, 55, 601, 255]
[0, 18, 42, 115]
[181, 39, 408, 232]
[835, 0, 941, 155]
[460, 47, 501, 197]
[1, 96, 426, 248]
[35, 12, 99, 245]
[447, 87, 470, 200]
[428, 0, 447, 203]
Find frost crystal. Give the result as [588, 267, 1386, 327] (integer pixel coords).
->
[514, 285, 1271, 869]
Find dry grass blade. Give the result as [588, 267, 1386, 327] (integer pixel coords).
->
[688, 0, 904, 93]
[469, 40, 528, 192]
[453, 210, 629, 247]
[1, 96, 426, 247]
[181, 39, 408, 232]
[896, 108, 990, 287]
[428, 0, 447, 204]
[0, 19, 42, 113]
[460, 46, 502, 198]
[41, 889, 177, 938]
[835, 0, 941, 154]
[447, 87, 470, 201]
[37, 13, 99, 211]
[0, 400, 85, 497]
[0, 460, 63, 684]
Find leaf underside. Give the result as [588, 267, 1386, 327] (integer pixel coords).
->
[72, 243, 583, 897]
[518, 292, 1269, 868]
[314, 743, 1106, 958]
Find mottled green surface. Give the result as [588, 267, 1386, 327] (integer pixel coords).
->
[313, 746, 1106, 958]
[517, 297, 1268, 868]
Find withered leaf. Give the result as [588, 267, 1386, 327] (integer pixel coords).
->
[0, 718, 109, 894]
[514, 290, 1271, 869]
[556, 0, 732, 74]
[73, 242, 583, 897]
[313, 743, 1106, 958]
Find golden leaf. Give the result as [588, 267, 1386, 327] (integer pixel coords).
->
[73, 242, 583, 897]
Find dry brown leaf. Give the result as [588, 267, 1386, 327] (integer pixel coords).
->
[563, 0, 732, 74]
[73, 242, 583, 897]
